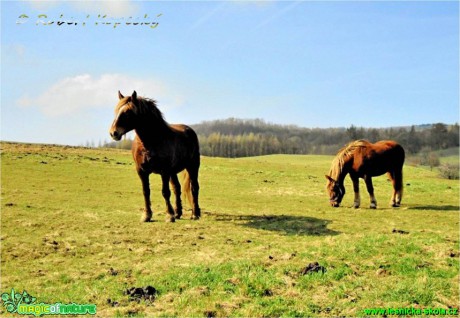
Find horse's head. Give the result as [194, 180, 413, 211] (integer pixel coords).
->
[109, 90, 138, 141]
[325, 175, 345, 207]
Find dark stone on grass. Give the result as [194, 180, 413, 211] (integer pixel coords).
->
[125, 285, 157, 302]
[106, 298, 119, 307]
[376, 268, 389, 276]
[300, 262, 326, 275]
[108, 267, 118, 276]
[415, 262, 432, 269]
[392, 228, 409, 234]
[204, 310, 217, 318]
[143, 286, 157, 296]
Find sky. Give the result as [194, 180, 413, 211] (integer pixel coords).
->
[1, 0, 459, 146]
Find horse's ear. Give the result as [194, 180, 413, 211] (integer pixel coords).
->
[131, 91, 138, 105]
[118, 91, 124, 100]
[325, 175, 336, 183]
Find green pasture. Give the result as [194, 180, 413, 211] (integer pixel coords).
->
[1, 142, 458, 317]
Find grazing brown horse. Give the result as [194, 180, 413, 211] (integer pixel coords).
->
[109, 91, 201, 222]
[325, 140, 405, 209]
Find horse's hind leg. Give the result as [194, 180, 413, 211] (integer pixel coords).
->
[364, 176, 377, 209]
[186, 166, 201, 220]
[170, 174, 182, 219]
[161, 173, 176, 222]
[388, 171, 403, 207]
[395, 170, 403, 206]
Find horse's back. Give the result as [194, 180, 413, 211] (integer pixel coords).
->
[171, 124, 199, 141]
[369, 140, 405, 172]
[349, 140, 404, 176]
[171, 124, 200, 155]
[373, 140, 405, 162]
[374, 140, 402, 151]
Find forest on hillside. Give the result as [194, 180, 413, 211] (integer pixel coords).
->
[103, 119, 459, 158]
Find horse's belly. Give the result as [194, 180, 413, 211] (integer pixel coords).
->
[357, 166, 388, 178]
[143, 158, 185, 175]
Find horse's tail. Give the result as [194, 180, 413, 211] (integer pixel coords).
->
[392, 143, 405, 205]
[182, 170, 194, 208]
[397, 143, 405, 200]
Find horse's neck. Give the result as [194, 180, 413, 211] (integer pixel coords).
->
[336, 166, 349, 184]
[134, 119, 172, 148]
[331, 156, 351, 184]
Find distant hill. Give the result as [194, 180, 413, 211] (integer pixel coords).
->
[104, 119, 459, 158]
[191, 119, 445, 136]
[190, 119, 458, 157]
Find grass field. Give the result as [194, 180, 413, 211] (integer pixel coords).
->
[1, 142, 459, 317]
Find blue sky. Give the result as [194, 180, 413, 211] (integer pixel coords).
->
[1, 0, 458, 146]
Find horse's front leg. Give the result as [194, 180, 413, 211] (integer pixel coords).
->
[364, 175, 377, 209]
[138, 171, 153, 222]
[351, 175, 360, 208]
[161, 173, 176, 222]
[170, 174, 182, 219]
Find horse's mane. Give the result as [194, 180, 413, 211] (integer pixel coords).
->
[328, 139, 370, 180]
[117, 96, 168, 125]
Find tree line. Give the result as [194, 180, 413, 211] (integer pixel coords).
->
[103, 118, 459, 158]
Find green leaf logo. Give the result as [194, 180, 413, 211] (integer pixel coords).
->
[1, 289, 36, 313]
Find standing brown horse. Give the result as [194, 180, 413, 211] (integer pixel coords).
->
[109, 91, 201, 222]
[325, 140, 405, 209]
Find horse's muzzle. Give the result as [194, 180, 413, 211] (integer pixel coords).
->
[329, 198, 341, 207]
[110, 131, 122, 141]
[330, 201, 340, 207]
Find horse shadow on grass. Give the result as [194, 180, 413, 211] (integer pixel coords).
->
[409, 205, 459, 212]
[204, 211, 340, 236]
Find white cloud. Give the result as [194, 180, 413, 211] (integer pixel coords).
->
[24, 1, 139, 17]
[3, 44, 26, 62]
[24, 1, 61, 11]
[70, 1, 140, 17]
[16, 73, 183, 117]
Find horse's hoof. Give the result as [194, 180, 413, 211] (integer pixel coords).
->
[141, 215, 152, 222]
[174, 208, 182, 219]
[353, 205, 360, 209]
[190, 215, 200, 220]
[391, 203, 401, 208]
[166, 216, 175, 223]
[370, 205, 377, 209]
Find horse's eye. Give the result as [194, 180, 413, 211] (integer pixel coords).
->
[122, 110, 132, 118]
